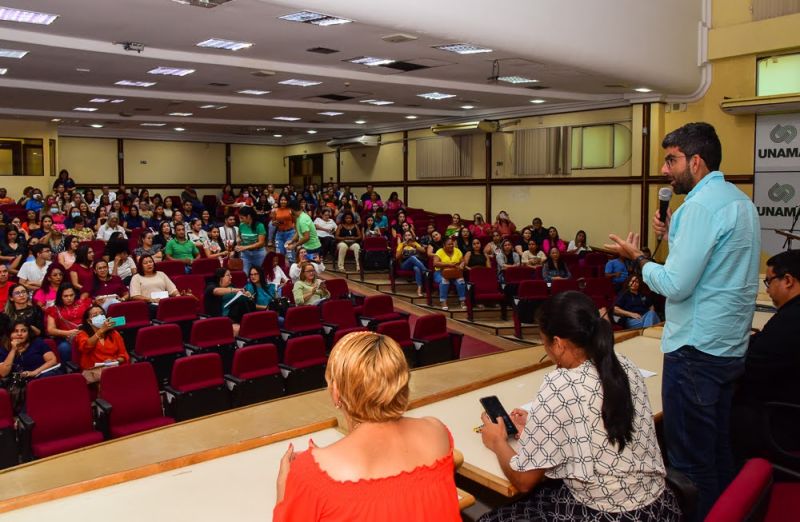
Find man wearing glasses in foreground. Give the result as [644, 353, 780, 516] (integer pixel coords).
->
[606, 122, 760, 521]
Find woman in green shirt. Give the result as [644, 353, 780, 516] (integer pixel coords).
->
[293, 262, 330, 306]
[235, 206, 266, 275]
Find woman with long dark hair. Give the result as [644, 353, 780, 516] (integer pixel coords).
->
[478, 292, 680, 521]
[45, 282, 91, 362]
[542, 247, 571, 283]
[69, 244, 95, 298]
[75, 304, 129, 383]
[5, 284, 44, 337]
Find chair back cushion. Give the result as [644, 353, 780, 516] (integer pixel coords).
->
[100, 363, 163, 426]
[171, 353, 224, 392]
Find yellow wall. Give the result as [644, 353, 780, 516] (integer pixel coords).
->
[340, 132, 403, 182]
[230, 144, 285, 185]
[59, 137, 118, 185]
[0, 119, 58, 197]
[123, 139, 225, 186]
[407, 185, 485, 217]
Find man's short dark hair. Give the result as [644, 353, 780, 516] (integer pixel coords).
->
[31, 243, 49, 257]
[662, 122, 722, 171]
[288, 200, 302, 212]
[72, 215, 84, 225]
[767, 250, 800, 280]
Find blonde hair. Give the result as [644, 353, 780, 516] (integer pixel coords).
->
[326, 331, 410, 424]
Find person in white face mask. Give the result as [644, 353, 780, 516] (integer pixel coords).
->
[74, 304, 129, 384]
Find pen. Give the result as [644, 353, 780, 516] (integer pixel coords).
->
[473, 424, 483, 433]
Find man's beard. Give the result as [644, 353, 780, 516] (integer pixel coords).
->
[672, 165, 695, 195]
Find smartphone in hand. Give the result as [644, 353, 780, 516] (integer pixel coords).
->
[479, 395, 518, 437]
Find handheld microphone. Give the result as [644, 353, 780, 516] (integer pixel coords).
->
[657, 187, 673, 241]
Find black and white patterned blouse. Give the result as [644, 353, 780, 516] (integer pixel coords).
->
[510, 355, 666, 513]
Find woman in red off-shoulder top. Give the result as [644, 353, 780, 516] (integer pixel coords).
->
[273, 331, 460, 521]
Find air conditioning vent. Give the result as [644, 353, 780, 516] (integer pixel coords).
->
[307, 47, 339, 54]
[431, 120, 498, 136]
[382, 33, 418, 43]
[327, 135, 380, 149]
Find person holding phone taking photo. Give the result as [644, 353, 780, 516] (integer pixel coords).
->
[75, 305, 129, 384]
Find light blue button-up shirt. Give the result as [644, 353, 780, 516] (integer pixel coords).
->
[642, 171, 760, 357]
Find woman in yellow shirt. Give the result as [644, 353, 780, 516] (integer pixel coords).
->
[433, 237, 466, 311]
[395, 230, 427, 297]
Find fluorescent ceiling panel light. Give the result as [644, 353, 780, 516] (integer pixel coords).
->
[460, 105, 475, 109]
[73, 107, 98, 112]
[110, 99, 125, 103]
[311, 17, 351, 26]
[279, 11, 351, 26]
[0, 68, 7, 75]
[347, 56, 396, 67]
[498, 76, 538, 84]
[634, 87, 653, 93]
[140, 123, 166, 127]
[529, 99, 546, 104]
[405, 115, 418, 119]
[236, 89, 270, 95]
[0, 7, 58, 25]
[279, 79, 322, 87]
[168, 112, 193, 116]
[354, 120, 366, 124]
[115, 80, 156, 87]
[90, 98, 109, 103]
[75, 68, 91, 72]
[148, 66, 195, 77]
[174, 127, 185, 132]
[273, 134, 283, 138]
[51, 118, 61, 122]
[89, 124, 103, 128]
[196, 38, 253, 51]
[318, 111, 343, 116]
[417, 92, 456, 100]
[307, 130, 318, 134]
[434, 43, 492, 55]
[359, 99, 394, 106]
[0, 48, 27, 59]
[199, 104, 227, 109]
[273, 116, 301, 121]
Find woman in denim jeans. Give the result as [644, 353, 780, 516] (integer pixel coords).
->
[432, 237, 466, 311]
[235, 206, 266, 275]
[271, 195, 294, 256]
[395, 230, 427, 297]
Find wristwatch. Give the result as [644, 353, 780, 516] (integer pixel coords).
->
[635, 254, 649, 268]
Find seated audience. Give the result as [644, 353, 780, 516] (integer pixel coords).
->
[521, 240, 546, 267]
[18, 243, 52, 291]
[107, 240, 137, 285]
[464, 238, 490, 270]
[314, 207, 337, 262]
[605, 253, 629, 292]
[154, 221, 173, 250]
[335, 212, 362, 272]
[513, 227, 533, 256]
[483, 230, 503, 258]
[75, 305, 130, 384]
[1, 226, 27, 274]
[293, 261, 330, 305]
[187, 218, 209, 247]
[425, 230, 445, 259]
[32, 262, 65, 309]
[542, 247, 571, 282]
[204, 268, 255, 332]
[92, 259, 130, 307]
[469, 213, 492, 239]
[245, 266, 277, 311]
[433, 237, 466, 310]
[123, 205, 146, 232]
[479, 292, 679, 522]
[395, 230, 427, 297]
[455, 226, 472, 255]
[541, 226, 566, 254]
[202, 226, 227, 260]
[363, 215, 383, 238]
[614, 275, 659, 328]
[266, 254, 291, 293]
[165, 222, 200, 270]
[129, 254, 179, 303]
[0, 320, 59, 381]
[567, 229, 591, 254]
[385, 191, 404, 211]
[445, 213, 462, 238]
[274, 331, 459, 521]
[58, 235, 79, 269]
[65, 216, 95, 242]
[390, 211, 413, 239]
[289, 247, 325, 281]
[496, 239, 521, 284]
[372, 207, 387, 229]
[363, 191, 383, 212]
[96, 213, 127, 241]
[494, 210, 516, 237]
[45, 283, 91, 362]
[0, 265, 9, 310]
[134, 230, 164, 262]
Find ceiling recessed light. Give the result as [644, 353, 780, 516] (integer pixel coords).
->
[0, 7, 58, 25]
[529, 99, 546, 104]
[279, 11, 351, 26]
[498, 76, 538, 84]
[140, 123, 166, 127]
[75, 67, 91, 72]
[199, 104, 227, 109]
[405, 115, 418, 120]
[168, 112, 193, 117]
[434, 43, 492, 55]
[115, 80, 156, 87]
[109, 99, 125, 104]
[307, 130, 318, 134]
[73, 107, 98, 112]
[354, 120, 366, 124]
[148, 66, 195, 77]
[0, 48, 27, 59]
[347, 56, 395, 67]
[417, 92, 456, 100]
[359, 99, 394, 106]
[273, 116, 301, 121]
[174, 127, 186, 132]
[51, 118, 61, 122]
[279, 79, 322, 87]
[460, 105, 475, 110]
[196, 38, 253, 51]
[273, 134, 283, 138]
[89, 124, 104, 129]
[318, 111, 344, 116]
[236, 89, 270, 95]
[90, 98, 109, 103]
[634, 87, 653, 93]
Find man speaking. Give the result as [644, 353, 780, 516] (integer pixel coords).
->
[606, 122, 760, 520]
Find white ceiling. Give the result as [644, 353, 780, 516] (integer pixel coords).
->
[0, 0, 707, 144]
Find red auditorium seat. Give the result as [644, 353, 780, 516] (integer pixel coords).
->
[324, 278, 351, 301]
[19, 374, 103, 460]
[376, 319, 415, 368]
[412, 314, 463, 367]
[583, 277, 616, 311]
[154, 295, 199, 340]
[321, 300, 367, 347]
[165, 353, 229, 421]
[279, 335, 327, 395]
[360, 294, 406, 329]
[0, 389, 17, 469]
[155, 260, 185, 279]
[172, 274, 206, 314]
[185, 317, 237, 373]
[281, 305, 324, 341]
[389, 254, 419, 294]
[236, 311, 282, 347]
[706, 458, 774, 521]
[191, 257, 220, 278]
[230, 270, 247, 287]
[550, 278, 579, 296]
[132, 324, 185, 385]
[513, 280, 549, 338]
[96, 363, 175, 438]
[283, 281, 295, 305]
[78, 240, 107, 259]
[360, 236, 390, 279]
[465, 266, 506, 321]
[225, 344, 284, 406]
[107, 300, 152, 352]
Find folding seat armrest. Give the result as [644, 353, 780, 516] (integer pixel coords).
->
[235, 336, 254, 345]
[398, 311, 410, 319]
[223, 374, 243, 386]
[322, 322, 338, 334]
[94, 398, 112, 438]
[359, 315, 376, 328]
[278, 363, 297, 379]
[64, 360, 80, 373]
[410, 337, 426, 351]
[184, 343, 203, 355]
[162, 385, 183, 404]
[198, 314, 211, 319]
[152, 319, 165, 325]
[130, 353, 145, 363]
[18, 412, 34, 431]
[17, 413, 34, 462]
[95, 398, 112, 416]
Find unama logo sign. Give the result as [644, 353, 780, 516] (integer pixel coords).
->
[759, 123, 799, 159]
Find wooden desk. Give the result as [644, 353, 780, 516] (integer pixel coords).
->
[752, 310, 774, 331]
[407, 333, 665, 497]
[1, 427, 345, 522]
